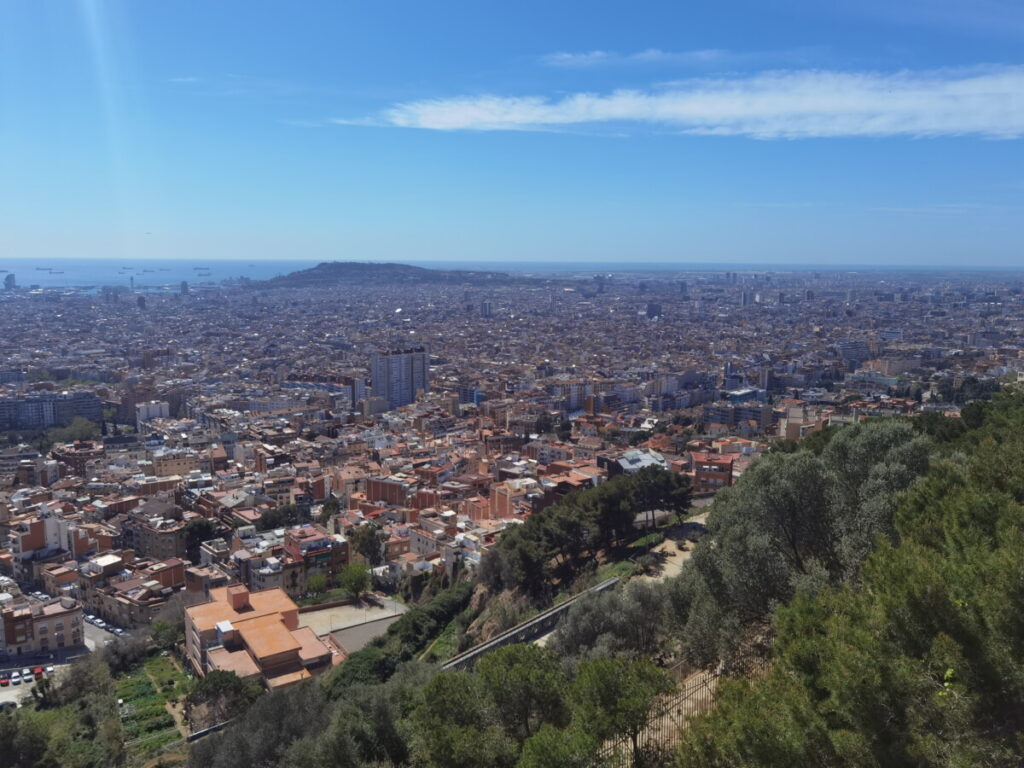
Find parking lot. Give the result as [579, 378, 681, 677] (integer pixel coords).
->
[0, 665, 56, 707]
[0, 604, 133, 709]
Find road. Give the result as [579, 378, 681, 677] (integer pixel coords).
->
[84, 621, 117, 651]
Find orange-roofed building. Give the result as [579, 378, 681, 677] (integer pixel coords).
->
[184, 584, 332, 689]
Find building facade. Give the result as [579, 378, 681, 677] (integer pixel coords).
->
[370, 347, 429, 410]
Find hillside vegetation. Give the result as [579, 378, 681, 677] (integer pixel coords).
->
[678, 391, 1024, 767]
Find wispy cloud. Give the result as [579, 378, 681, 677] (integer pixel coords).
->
[362, 66, 1024, 139]
[543, 49, 727, 68]
[167, 76, 201, 84]
[541, 47, 820, 69]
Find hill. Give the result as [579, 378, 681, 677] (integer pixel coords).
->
[260, 261, 521, 288]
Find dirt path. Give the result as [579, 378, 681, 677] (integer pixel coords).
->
[641, 511, 709, 583]
[142, 658, 189, 738]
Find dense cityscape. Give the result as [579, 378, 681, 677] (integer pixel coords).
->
[0, 260, 1019, 765]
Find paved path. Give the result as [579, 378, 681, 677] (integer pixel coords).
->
[330, 614, 406, 654]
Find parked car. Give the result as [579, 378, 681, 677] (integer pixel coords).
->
[114, 628, 126, 636]
[44, 666, 54, 675]
[94, 620, 106, 629]
[0, 674, 9, 687]
[32, 668, 43, 680]
[85, 615, 96, 624]
[10, 672, 21, 685]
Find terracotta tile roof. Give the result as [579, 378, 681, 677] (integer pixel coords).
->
[185, 586, 297, 633]
[206, 647, 261, 679]
[291, 625, 332, 663]
[266, 668, 311, 688]
[236, 613, 301, 660]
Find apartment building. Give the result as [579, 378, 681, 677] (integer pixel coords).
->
[1, 596, 84, 657]
[184, 585, 332, 689]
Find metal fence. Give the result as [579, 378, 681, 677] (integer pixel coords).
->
[594, 668, 720, 768]
[441, 577, 621, 671]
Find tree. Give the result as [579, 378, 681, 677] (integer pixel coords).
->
[674, 394, 1024, 768]
[631, 465, 692, 530]
[591, 476, 636, 547]
[0, 713, 51, 767]
[339, 563, 371, 598]
[570, 657, 672, 766]
[350, 522, 387, 565]
[517, 724, 598, 768]
[255, 504, 302, 531]
[187, 670, 263, 729]
[551, 580, 668, 661]
[185, 516, 219, 563]
[306, 572, 328, 595]
[316, 496, 340, 527]
[411, 671, 516, 768]
[476, 645, 570, 744]
[47, 416, 100, 446]
[151, 619, 183, 650]
[188, 680, 331, 768]
[495, 524, 551, 599]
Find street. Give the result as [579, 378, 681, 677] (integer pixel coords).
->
[83, 620, 116, 651]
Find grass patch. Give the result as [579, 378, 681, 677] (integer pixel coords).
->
[420, 617, 459, 663]
[630, 532, 666, 550]
[596, 559, 640, 582]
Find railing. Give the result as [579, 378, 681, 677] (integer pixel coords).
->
[595, 668, 720, 767]
[594, 651, 773, 767]
[440, 577, 620, 671]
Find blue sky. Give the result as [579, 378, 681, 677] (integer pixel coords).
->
[2, 0, 1023, 266]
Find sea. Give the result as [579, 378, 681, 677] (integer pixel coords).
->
[1, 257, 1016, 290]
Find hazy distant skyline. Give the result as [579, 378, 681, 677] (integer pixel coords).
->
[3, 1, 1023, 265]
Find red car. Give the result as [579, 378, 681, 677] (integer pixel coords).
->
[32, 667, 43, 681]
[0, 675, 9, 687]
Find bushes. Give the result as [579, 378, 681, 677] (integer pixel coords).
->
[323, 579, 476, 696]
[632, 532, 665, 550]
[550, 580, 670, 661]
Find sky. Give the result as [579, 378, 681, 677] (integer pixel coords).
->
[2, 0, 1023, 266]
